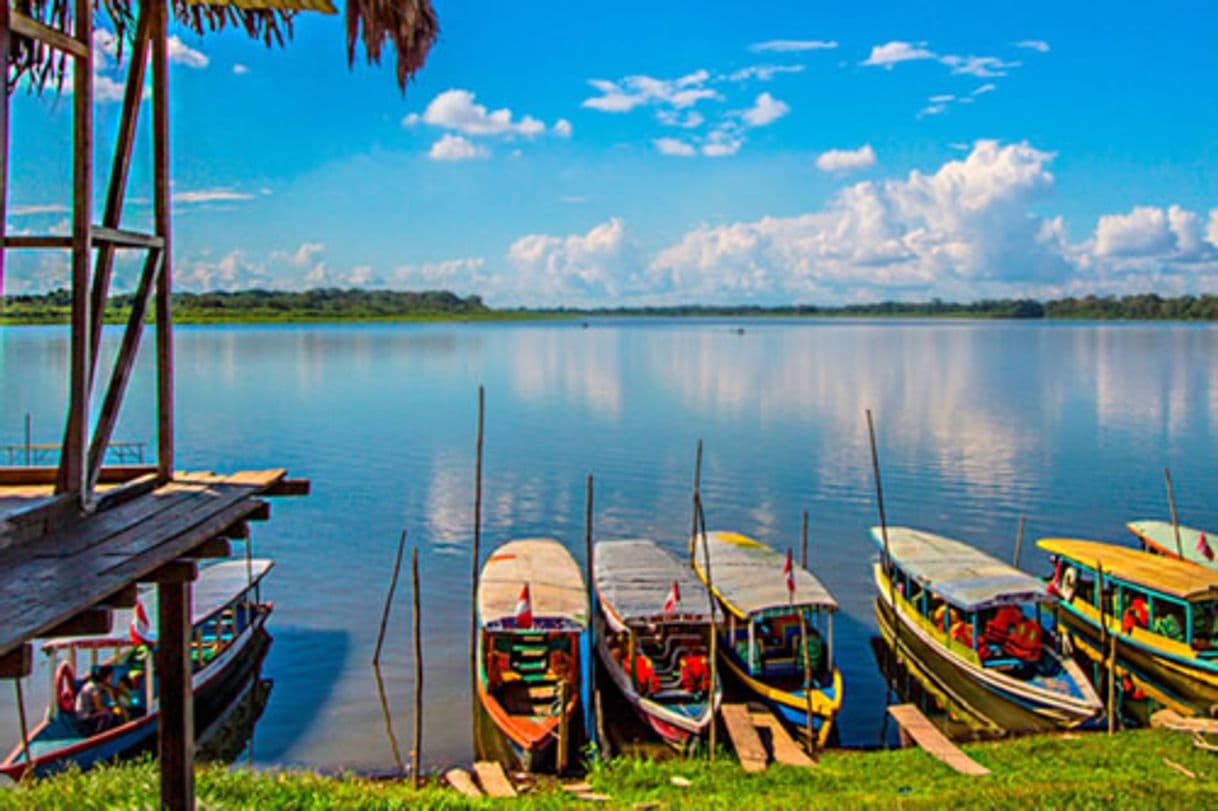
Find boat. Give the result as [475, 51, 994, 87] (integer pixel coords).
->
[1038, 538, 1218, 718]
[692, 531, 842, 746]
[593, 540, 722, 752]
[1127, 520, 1218, 571]
[872, 527, 1102, 735]
[1, 559, 274, 780]
[476, 538, 587, 772]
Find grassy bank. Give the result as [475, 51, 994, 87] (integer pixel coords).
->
[2, 729, 1215, 809]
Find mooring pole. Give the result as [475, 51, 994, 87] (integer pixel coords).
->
[557, 679, 570, 773]
[24, 413, 31, 467]
[689, 438, 703, 563]
[412, 546, 423, 788]
[372, 664, 404, 776]
[14, 679, 30, 780]
[470, 386, 485, 705]
[801, 509, 810, 570]
[1164, 467, 1184, 559]
[866, 410, 900, 660]
[373, 529, 408, 666]
[1013, 516, 1026, 569]
[695, 496, 718, 759]
[584, 473, 599, 756]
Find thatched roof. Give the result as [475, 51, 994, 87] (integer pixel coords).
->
[8, 0, 437, 93]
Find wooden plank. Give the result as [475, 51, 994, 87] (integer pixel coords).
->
[472, 760, 518, 797]
[102, 583, 138, 609]
[749, 710, 814, 767]
[265, 477, 310, 496]
[147, 560, 199, 584]
[887, 704, 990, 776]
[91, 226, 164, 250]
[157, 579, 194, 809]
[1, 235, 73, 249]
[1151, 709, 1218, 734]
[44, 607, 112, 637]
[9, 11, 89, 58]
[0, 466, 155, 486]
[444, 768, 482, 798]
[0, 644, 32, 679]
[193, 537, 232, 559]
[721, 703, 767, 773]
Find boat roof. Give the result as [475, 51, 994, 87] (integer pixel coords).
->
[42, 558, 273, 650]
[1038, 538, 1218, 601]
[478, 539, 587, 630]
[594, 540, 714, 629]
[693, 531, 837, 617]
[871, 526, 1049, 611]
[1127, 520, 1218, 571]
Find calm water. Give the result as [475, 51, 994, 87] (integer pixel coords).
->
[4, 318, 1218, 769]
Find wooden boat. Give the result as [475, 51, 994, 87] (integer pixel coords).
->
[476, 538, 587, 772]
[692, 531, 842, 746]
[1127, 520, 1218, 571]
[1, 559, 274, 780]
[1038, 538, 1218, 718]
[593, 540, 722, 752]
[872, 527, 1102, 735]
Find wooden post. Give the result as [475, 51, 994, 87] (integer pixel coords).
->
[153, 0, 174, 485]
[372, 664, 404, 775]
[470, 386, 485, 704]
[1013, 516, 1026, 569]
[14, 679, 31, 780]
[695, 496, 718, 759]
[866, 410, 900, 660]
[801, 509, 809, 570]
[556, 679, 569, 773]
[583, 473, 598, 755]
[412, 546, 423, 789]
[688, 439, 703, 562]
[1107, 629, 1117, 736]
[1164, 468, 1184, 559]
[373, 529, 408, 666]
[793, 569, 815, 754]
[24, 413, 31, 467]
[0, 1, 9, 298]
[157, 576, 196, 810]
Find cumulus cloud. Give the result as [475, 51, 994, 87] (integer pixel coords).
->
[750, 40, 838, 53]
[702, 126, 744, 157]
[815, 144, 877, 173]
[723, 64, 806, 83]
[553, 119, 573, 137]
[506, 218, 639, 304]
[167, 36, 209, 69]
[582, 70, 720, 112]
[1093, 205, 1217, 262]
[940, 54, 1020, 78]
[428, 134, 490, 161]
[656, 110, 705, 128]
[862, 41, 937, 67]
[741, 92, 789, 127]
[410, 89, 548, 137]
[1014, 40, 1050, 52]
[654, 137, 696, 157]
[174, 188, 256, 204]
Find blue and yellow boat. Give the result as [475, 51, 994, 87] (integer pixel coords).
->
[1127, 520, 1218, 572]
[692, 531, 842, 747]
[1039, 538, 1218, 718]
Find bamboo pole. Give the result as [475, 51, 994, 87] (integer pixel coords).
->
[470, 386, 485, 704]
[584, 473, 598, 756]
[373, 529, 408, 666]
[801, 509, 809, 570]
[1097, 561, 1114, 734]
[24, 414, 31, 467]
[695, 495, 718, 759]
[372, 664, 404, 776]
[412, 546, 423, 789]
[1107, 629, 1117, 736]
[865, 410, 900, 661]
[556, 679, 569, 773]
[1165, 467, 1184, 559]
[14, 679, 30, 780]
[688, 439, 703, 562]
[793, 564, 815, 755]
[1013, 516, 1026, 569]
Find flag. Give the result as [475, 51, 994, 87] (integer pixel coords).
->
[783, 548, 795, 596]
[1199, 532, 1215, 562]
[662, 580, 681, 614]
[129, 598, 156, 645]
[515, 583, 533, 629]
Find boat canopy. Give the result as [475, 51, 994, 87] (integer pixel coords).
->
[1038, 538, 1218, 601]
[478, 538, 588, 631]
[1127, 520, 1218, 570]
[871, 526, 1049, 612]
[694, 531, 837, 617]
[594, 539, 714, 632]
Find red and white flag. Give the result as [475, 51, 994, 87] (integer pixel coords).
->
[129, 598, 156, 645]
[783, 548, 796, 596]
[662, 580, 681, 614]
[1198, 532, 1215, 562]
[515, 583, 533, 629]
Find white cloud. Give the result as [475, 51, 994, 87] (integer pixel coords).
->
[174, 188, 256, 204]
[940, 54, 1020, 78]
[815, 144, 877, 173]
[724, 64, 806, 83]
[862, 41, 937, 68]
[750, 40, 837, 53]
[582, 70, 720, 113]
[1208, 209, 1218, 247]
[702, 127, 743, 157]
[412, 89, 547, 137]
[657, 110, 705, 128]
[428, 134, 490, 161]
[553, 119, 573, 137]
[972, 83, 997, 95]
[506, 218, 638, 304]
[1093, 205, 1214, 260]
[919, 103, 948, 118]
[654, 137, 696, 157]
[167, 36, 209, 69]
[8, 203, 69, 216]
[1014, 40, 1050, 53]
[272, 242, 326, 268]
[741, 92, 789, 127]
[177, 249, 269, 292]
[929, 94, 955, 103]
[233, 64, 249, 76]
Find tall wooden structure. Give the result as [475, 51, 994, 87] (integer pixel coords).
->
[0, 0, 442, 805]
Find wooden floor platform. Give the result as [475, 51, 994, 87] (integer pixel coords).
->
[0, 468, 306, 663]
[888, 704, 990, 776]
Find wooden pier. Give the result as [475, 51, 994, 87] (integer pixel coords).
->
[887, 704, 990, 776]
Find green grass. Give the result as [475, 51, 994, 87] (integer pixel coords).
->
[2, 729, 1215, 809]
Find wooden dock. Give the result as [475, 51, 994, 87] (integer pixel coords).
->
[720, 703, 816, 772]
[888, 704, 990, 776]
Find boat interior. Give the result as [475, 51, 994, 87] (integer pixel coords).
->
[484, 631, 578, 717]
[606, 622, 712, 704]
[727, 610, 833, 691]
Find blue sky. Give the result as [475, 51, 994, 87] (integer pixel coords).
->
[5, 0, 1217, 305]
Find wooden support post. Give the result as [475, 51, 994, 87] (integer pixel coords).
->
[412, 546, 423, 789]
[556, 679, 569, 773]
[801, 509, 809, 570]
[1013, 515, 1026, 569]
[1165, 468, 1184, 559]
[866, 410, 901, 664]
[688, 439, 702, 562]
[157, 573, 196, 810]
[0, 645, 33, 679]
[583, 473, 598, 756]
[0, 2, 9, 296]
[470, 386, 484, 711]
[1107, 628, 1117, 736]
[13, 678, 31, 779]
[695, 495, 718, 759]
[45, 607, 113, 638]
[153, 0, 174, 485]
[373, 529, 407, 666]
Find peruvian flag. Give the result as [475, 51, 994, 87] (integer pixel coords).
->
[129, 598, 156, 645]
[662, 580, 681, 614]
[515, 583, 533, 629]
[1198, 532, 1215, 562]
[783, 548, 796, 596]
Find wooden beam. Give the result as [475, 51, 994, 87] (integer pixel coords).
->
[92, 226, 164, 250]
[0, 4, 8, 293]
[157, 578, 195, 809]
[0, 466, 156, 486]
[102, 584, 139, 609]
[146, 559, 199, 585]
[153, 0, 174, 487]
[10, 11, 90, 58]
[94, 473, 159, 512]
[721, 703, 767, 773]
[2, 235, 74, 249]
[220, 521, 249, 539]
[44, 607, 113, 638]
[265, 478, 311, 497]
[0, 644, 32, 679]
[246, 500, 271, 521]
[192, 536, 231, 559]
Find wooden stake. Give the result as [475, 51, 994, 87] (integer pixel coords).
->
[412, 546, 423, 789]
[695, 496, 718, 759]
[373, 529, 408, 666]
[584, 473, 598, 756]
[372, 664, 404, 776]
[1013, 516, 1026, 569]
[793, 573, 815, 755]
[470, 386, 485, 704]
[14, 678, 30, 780]
[689, 439, 703, 562]
[1165, 468, 1184, 559]
[557, 679, 569, 773]
[157, 577, 195, 810]
[866, 410, 901, 662]
[801, 509, 809, 570]
[1107, 628, 1117, 736]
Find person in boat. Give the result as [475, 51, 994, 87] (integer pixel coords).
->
[75, 666, 121, 734]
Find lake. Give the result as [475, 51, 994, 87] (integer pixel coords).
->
[4, 318, 1218, 770]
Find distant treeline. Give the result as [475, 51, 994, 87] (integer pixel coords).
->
[5, 289, 1218, 324]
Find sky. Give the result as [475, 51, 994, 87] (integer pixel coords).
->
[5, 0, 1218, 306]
